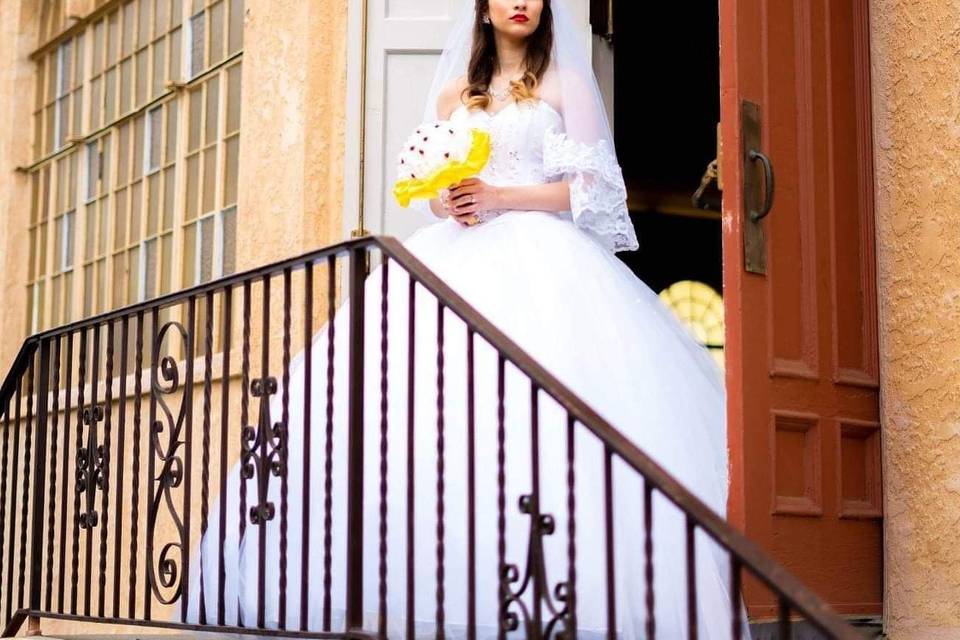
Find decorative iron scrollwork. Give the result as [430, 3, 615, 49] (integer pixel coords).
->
[148, 319, 188, 605]
[76, 403, 106, 529]
[241, 376, 287, 526]
[501, 493, 573, 638]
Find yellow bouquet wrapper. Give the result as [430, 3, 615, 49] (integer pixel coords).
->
[393, 129, 491, 208]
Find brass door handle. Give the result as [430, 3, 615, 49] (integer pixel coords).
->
[747, 149, 774, 222]
[692, 159, 720, 212]
[742, 99, 769, 274]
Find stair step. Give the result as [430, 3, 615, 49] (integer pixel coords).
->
[44, 635, 249, 640]
[47, 622, 885, 640]
[749, 616, 883, 639]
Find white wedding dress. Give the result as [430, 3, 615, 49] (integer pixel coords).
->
[183, 98, 748, 639]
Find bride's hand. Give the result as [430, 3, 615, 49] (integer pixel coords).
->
[445, 178, 500, 226]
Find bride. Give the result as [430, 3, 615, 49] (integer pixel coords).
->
[184, 0, 749, 637]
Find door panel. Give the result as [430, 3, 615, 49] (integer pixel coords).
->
[720, 0, 881, 618]
[359, 0, 460, 242]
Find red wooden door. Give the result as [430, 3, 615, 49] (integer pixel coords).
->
[719, 0, 882, 619]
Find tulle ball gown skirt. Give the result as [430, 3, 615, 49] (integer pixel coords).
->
[184, 210, 748, 639]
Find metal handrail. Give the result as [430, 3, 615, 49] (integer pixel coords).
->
[0, 234, 862, 639]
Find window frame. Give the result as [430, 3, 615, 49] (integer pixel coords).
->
[24, 0, 243, 338]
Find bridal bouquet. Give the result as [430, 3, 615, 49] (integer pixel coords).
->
[393, 120, 491, 208]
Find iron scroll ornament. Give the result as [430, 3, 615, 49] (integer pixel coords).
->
[501, 494, 573, 637]
[147, 319, 189, 605]
[76, 404, 105, 529]
[240, 376, 286, 526]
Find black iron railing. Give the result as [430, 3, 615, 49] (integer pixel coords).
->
[0, 235, 860, 639]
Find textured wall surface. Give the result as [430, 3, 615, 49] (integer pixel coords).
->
[0, 0, 38, 376]
[235, 0, 349, 273]
[870, 1, 960, 637]
[0, 3, 15, 360]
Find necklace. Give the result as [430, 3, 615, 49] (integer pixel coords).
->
[490, 85, 512, 101]
[489, 73, 525, 102]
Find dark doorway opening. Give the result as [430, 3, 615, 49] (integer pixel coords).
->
[598, 2, 722, 297]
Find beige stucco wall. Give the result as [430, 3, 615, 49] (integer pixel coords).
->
[0, 0, 39, 379]
[870, 1, 960, 638]
[235, 0, 349, 273]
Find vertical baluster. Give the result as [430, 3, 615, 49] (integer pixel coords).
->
[70, 329, 86, 615]
[345, 248, 366, 630]
[299, 265, 312, 632]
[181, 297, 196, 623]
[435, 300, 446, 639]
[21, 339, 50, 633]
[604, 447, 616, 640]
[84, 325, 100, 616]
[378, 257, 390, 639]
[110, 316, 129, 618]
[98, 322, 115, 616]
[730, 557, 742, 640]
[218, 286, 232, 626]
[45, 336, 62, 612]
[19, 350, 36, 613]
[322, 256, 336, 632]
[530, 384, 543, 634]
[128, 312, 144, 618]
[643, 478, 654, 639]
[4, 360, 20, 621]
[5, 371, 19, 620]
[777, 595, 791, 639]
[466, 328, 476, 640]
[405, 274, 416, 640]
[686, 516, 697, 640]
[112, 318, 129, 618]
[29, 339, 51, 627]
[0, 381, 11, 620]
[6, 377, 21, 623]
[238, 281, 251, 627]
[256, 278, 269, 629]
[496, 355, 506, 640]
[199, 291, 215, 625]
[280, 269, 292, 629]
[144, 308, 157, 621]
[57, 332, 74, 614]
[565, 414, 577, 635]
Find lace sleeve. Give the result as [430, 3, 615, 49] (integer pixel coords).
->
[542, 126, 639, 253]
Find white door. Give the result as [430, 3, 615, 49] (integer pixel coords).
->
[343, 0, 595, 242]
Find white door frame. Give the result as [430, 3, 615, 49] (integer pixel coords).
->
[342, 0, 366, 241]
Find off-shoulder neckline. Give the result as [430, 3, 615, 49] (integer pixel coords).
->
[451, 99, 562, 123]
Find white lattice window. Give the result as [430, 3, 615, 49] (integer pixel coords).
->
[25, 0, 244, 335]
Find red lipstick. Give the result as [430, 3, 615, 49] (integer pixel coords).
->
[510, 14, 529, 23]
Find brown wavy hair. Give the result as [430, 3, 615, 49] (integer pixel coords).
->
[462, 0, 554, 111]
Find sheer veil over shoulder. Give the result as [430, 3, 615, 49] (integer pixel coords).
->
[409, 0, 639, 253]
[184, 1, 748, 637]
